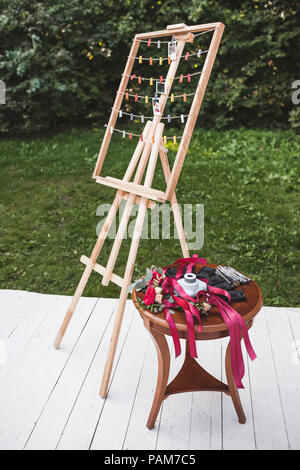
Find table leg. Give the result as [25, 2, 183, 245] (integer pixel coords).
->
[144, 320, 170, 429]
[225, 341, 246, 424]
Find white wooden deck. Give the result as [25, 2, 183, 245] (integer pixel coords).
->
[0, 289, 299, 450]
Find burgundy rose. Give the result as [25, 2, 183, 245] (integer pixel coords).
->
[143, 286, 156, 305]
[148, 271, 164, 286]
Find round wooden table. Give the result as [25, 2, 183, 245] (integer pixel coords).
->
[132, 263, 263, 429]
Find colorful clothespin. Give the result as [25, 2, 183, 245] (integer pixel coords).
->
[185, 52, 190, 61]
[129, 132, 132, 140]
[168, 56, 171, 65]
[150, 77, 153, 86]
[140, 134, 143, 142]
[171, 93, 174, 102]
[130, 113, 133, 121]
[130, 74, 136, 80]
[169, 78, 172, 88]
[139, 55, 142, 64]
[138, 75, 142, 84]
[187, 73, 191, 82]
[197, 49, 202, 58]
[163, 135, 167, 145]
[125, 92, 129, 100]
[159, 57, 163, 65]
[183, 93, 187, 102]
[179, 74, 183, 83]
[147, 38, 151, 46]
[145, 95, 149, 104]
[141, 115, 144, 123]
[188, 33, 194, 43]
[180, 114, 184, 123]
[157, 40, 160, 49]
[167, 114, 171, 123]
[173, 135, 177, 144]
[160, 75, 163, 84]
[152, 135, 155, 143]
[154, 92, 158, 99]
[122, 130, 126, 138]
[134, 93, 138, 102]
[119, 110, 122, 118]
[149, 57, 153, 65]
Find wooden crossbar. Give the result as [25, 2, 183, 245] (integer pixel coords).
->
[80, 256, 124, 288]
[95, 177, 167, 203]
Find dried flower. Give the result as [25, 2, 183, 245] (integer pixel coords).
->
[202, 302, 211, 313]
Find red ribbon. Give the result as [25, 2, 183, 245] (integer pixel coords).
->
[161, 255, 256, 388]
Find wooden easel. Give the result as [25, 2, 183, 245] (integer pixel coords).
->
[54, 22, 224, 398]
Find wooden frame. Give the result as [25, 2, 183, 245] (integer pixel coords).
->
[54, 22, 224, 400]
[93, 22, 224, 203]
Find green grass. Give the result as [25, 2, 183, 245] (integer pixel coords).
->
[0, 126, 299, 306]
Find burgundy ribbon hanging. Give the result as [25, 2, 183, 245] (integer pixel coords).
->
[160, 255, 256, 388]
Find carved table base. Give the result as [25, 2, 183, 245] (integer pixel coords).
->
[145, 320, 246, 429]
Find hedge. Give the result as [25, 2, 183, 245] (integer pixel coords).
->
[0, 0, 299, 134]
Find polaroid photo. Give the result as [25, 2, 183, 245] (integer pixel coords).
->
[152, 98, 161, 116]
[156, 81, 167, 94]
[168, 41, 177, 61]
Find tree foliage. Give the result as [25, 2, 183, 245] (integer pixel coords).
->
[0, 0, 299, 134]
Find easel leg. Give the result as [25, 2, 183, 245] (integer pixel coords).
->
[99, 198, 149, 397]
[54, 192, 122, 349]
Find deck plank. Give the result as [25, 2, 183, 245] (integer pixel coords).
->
[0, 290, 57, 383]
[0, 291, 299, 450]
[188, 339, 222, 450]
[23, 298, 117, 450]
[0, 295, 98, 450]
[247, 308, 289, 450]
[122, 338, 162, 450]
[265, 307, 300, 450]
[90, 307, 150, 450]
[155, 339, 192, 451]
[57, 300, 134, 450]
[221, 338, 256, 450]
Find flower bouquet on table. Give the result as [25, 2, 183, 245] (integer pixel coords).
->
[129, 254, 256, 389]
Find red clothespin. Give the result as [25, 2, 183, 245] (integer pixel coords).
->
[160, 75, 163, 84]
[185, 52, 190, 61]
[168, 56, 171, 65]
[134, 93, 138, 102]
[140, 134, 143, 142]
[149, 57, 153, 65]
[138, 76, 142, 84]
[147, 38, 151, 46]
[187, 73, 191, 82]
[130, 74, 136, 80]
[179, 74, 183, 83]
[129, 132, 132, 140]
[125, 92, 129, 100]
